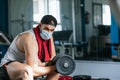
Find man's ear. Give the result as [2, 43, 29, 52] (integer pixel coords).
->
[39, 23, 42, 27]
[39, 23, 42, 30]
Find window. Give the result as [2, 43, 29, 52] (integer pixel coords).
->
[33, 0, 62, 31]
[33, 0, 39, 14]
[102, 5, 111, 25]
[93, 4, 111, 27]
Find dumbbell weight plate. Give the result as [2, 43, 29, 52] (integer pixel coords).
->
[52, 54, 65, 64]
[56, 55, 76, 75]
[73, 75, 91, 80]
[46, 54, 65, 66]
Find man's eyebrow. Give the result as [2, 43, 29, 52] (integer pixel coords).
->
[48, 27, 55, 31]
[44, 26, 55, 31]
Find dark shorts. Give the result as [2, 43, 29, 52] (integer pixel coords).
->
[0, 61, 15, 80]
[0, 65, 10, 80]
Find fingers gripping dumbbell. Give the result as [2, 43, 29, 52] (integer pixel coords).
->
[46, 54, 76, 75]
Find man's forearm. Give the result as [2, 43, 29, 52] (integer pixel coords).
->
[33, 65, 56, 77]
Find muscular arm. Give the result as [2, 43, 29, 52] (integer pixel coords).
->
[16, 33, 56, 77]
[50, 37, 56, 59]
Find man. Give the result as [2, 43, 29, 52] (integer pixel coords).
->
[0, 15, 60, 80]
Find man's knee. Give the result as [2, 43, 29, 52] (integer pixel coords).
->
[22, 65, 33, 75]
[21, 65, 33, 79]
[46, 71, 60, 80]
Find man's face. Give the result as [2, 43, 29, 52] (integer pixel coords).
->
[40, 23, 55, 33]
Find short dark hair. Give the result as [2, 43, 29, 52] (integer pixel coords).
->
[41, 15, 57, 27]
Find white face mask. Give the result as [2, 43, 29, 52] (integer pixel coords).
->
[40, 30, 53, 40]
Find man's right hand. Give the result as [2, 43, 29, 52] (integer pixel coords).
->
[45, 60, 54, 66]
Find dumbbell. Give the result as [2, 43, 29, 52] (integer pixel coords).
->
[46, 54, 76, 75]
[73, 75, 91, 80]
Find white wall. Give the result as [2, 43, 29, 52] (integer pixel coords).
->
[71, 61, 120, 80]
[85, 0, 93, 42]
[8, 0, 33, 38]
[93, 0, 109, 4]
[60, 0, 73, 30]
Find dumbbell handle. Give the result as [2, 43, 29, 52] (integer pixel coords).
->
[45, 60, 54, 66]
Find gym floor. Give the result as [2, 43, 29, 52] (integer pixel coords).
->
[71, 60, 120, 80]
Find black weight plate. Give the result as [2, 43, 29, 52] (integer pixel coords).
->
[73, 75, 91, 80]
[52, 54, 65, 64]
[56, 55, 76, 75]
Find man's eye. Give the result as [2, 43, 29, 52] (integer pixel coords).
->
[44, 28, 49, 30]
[51, 29, 54, 32]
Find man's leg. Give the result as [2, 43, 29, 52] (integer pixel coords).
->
[5, 62, 33, 80]
[46, 71, 60, 80]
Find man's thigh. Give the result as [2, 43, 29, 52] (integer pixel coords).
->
[6, 61, 31, 80]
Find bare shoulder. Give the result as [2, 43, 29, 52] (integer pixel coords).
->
[16, 32, 37, 52]
[17, 32, 35, 43]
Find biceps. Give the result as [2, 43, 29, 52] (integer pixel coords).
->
[23, 44, 38, 65]
[51, 39, 56, 59]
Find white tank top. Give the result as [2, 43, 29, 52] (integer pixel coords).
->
[0, 29, 35, 66]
